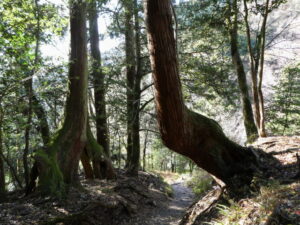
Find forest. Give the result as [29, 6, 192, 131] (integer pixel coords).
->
[0, 0, 300, 224]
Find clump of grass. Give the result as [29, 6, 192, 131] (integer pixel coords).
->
[186, 169, 213, 197]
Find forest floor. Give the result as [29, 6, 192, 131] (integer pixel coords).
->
[1, 136, 299, 225]
[0, 169, 195, 225]
[183, 136, 300, 225]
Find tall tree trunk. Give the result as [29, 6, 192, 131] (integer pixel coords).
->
[243, 0, 261, 132]
[88, 0, 110, 156]
[0, 101, 5, 199]
[124, 0, 135, 169]
[124, 0, 141, 175]
[243, 0, 268, 137]
[145, 0, 258, 188]
[257, 0, 269, 137]
[126, 0, 142, 175]
[25, 0, 51, 194]
[227, 0, 258, 142]
[23, 79, 32, 188]
[37, 0, 89, 195]
[23, 0, 43, 189]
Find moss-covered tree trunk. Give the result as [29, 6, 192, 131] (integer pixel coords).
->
[37, 0, 89, 195]
[145, 0, 258, 187]
[25, 0, 51, 195]
[227, 0, 258, 142]
[88, 0, 110, 157]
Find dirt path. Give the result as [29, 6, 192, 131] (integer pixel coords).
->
[125, 178, 195, 225]
[166, 181, 196, 225]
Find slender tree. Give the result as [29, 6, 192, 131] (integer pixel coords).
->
[144, 0, 258, 188]
[124, 0, 141, 175]
[243, 0, 271, 137]
[88, 0, 110, 157]
[226, 0, 258, 142]
[0, 101, 5, 199]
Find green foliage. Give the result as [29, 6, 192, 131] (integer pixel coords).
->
[186, 169, 213, 197]
[177, 1, 240, 111]
[267, 63, 300, 135]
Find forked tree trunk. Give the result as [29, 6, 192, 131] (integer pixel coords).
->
[257, 0, 269, 138]
[36, 0, 115, 196]
[36, 0, 89, 196]
[145, 0, 257, 187]
[243, 0, 268, 137]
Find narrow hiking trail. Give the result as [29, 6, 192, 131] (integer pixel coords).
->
[167, 181, 196, 224]
[124, 176, 196, 225]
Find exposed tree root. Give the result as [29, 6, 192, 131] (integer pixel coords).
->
[42, 196, 134, 225]
[179, 187, 224, 225]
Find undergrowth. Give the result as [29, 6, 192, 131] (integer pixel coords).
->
[186, 169, 213, 197]
[208, 179, 299, 225]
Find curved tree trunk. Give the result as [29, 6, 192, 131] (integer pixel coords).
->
[144, 0, 257, 187]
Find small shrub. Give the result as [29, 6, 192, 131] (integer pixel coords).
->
[186, 169, 213, 197]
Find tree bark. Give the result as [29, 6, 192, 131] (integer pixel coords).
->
[243, 0, 268, 137]
[23, 79, 32, 188]
[88, 0, 110, 156]
[124, 0, 135, 170]
[127, 0, 142, 175]
[257, 0, 269, 137]
[37, 0, 89, 195]
[81, 149, 94, 179]
[124, 0, 141, 175]
[0, 101, 5, 199]
[227, 0, 258, 142]
[145, 0, 257, 187]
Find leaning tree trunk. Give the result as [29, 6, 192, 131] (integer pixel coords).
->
[145, 0, 258, 188]
[228, 0, 258, 142]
